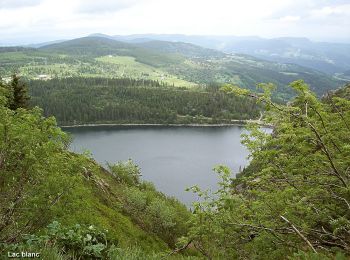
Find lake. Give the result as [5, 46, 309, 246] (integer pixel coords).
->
[65, 125, 250, 206]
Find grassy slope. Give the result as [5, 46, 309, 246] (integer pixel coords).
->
[95, 56, 195, 87]
[39, 153, 171, 252]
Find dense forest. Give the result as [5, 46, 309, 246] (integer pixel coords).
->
[1, 76, 349, 259]
[29, 77, 260, 125]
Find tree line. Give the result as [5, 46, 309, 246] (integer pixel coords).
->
[29, 77, 260, 125]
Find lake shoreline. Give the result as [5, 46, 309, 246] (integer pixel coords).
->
[60, 121, 272, 128]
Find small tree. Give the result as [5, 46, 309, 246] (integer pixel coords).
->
[9, 74, 29, 110]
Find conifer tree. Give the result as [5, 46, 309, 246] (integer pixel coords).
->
[9, 74, 29, 110]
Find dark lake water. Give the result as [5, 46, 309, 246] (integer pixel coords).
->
[65, 125, 250, 206]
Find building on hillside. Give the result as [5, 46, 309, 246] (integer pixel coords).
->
[36, 74, 51, 80]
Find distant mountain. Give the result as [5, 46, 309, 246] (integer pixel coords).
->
[1, 36, 345, 98]
[26, 39, 67, 48]
[40, 36, 184, 68]
[30, 34, 350, 75]
[88, 33, 115, 39]
[220, 37, 350, 75]
[57, 36, 224, 59]
[104, 34, 350, 75]
[40, 37, 134, 56]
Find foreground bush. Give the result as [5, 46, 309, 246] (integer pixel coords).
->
[182, 81, 350, 259]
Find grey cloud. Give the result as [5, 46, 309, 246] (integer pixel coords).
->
[0, 0, 42, 9]
[76, 0, 139, 14]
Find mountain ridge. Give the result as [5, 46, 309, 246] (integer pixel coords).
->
[83, 34, 350, 75]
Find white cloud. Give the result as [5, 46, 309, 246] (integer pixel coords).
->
[0, 0, 349, 44]
[310, 4, 350, 17]
[75, 0, 139, 14]
[0, 0, 42, 9]
[279, 15, 301, 23]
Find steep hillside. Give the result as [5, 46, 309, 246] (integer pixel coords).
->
[0, 79, 193, 258]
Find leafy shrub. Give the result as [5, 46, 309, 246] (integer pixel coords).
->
[146, 198, 177, 232]
[108, 159, 141, 186]
[107, 160, 190, 247]
[124, 187, 148, 214]
[121, 183, 189, 247]
[23, 221, 111, 259]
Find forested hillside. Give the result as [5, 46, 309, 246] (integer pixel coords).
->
[29, 77, 260, 125]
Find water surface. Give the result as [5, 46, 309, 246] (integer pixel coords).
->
[65, 125, 250, 205]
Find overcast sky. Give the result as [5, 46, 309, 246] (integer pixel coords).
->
[0, 0, 350, 45]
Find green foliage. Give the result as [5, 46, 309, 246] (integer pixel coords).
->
[0, 99, 79, 241]
[23, 221, 109, 258]
[107, 245, 164, 260]
[183, 80, 350, 259]
[1, 221, 198, 259]
[0, 79, 11, 107]
[0, 75, 30, 110]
